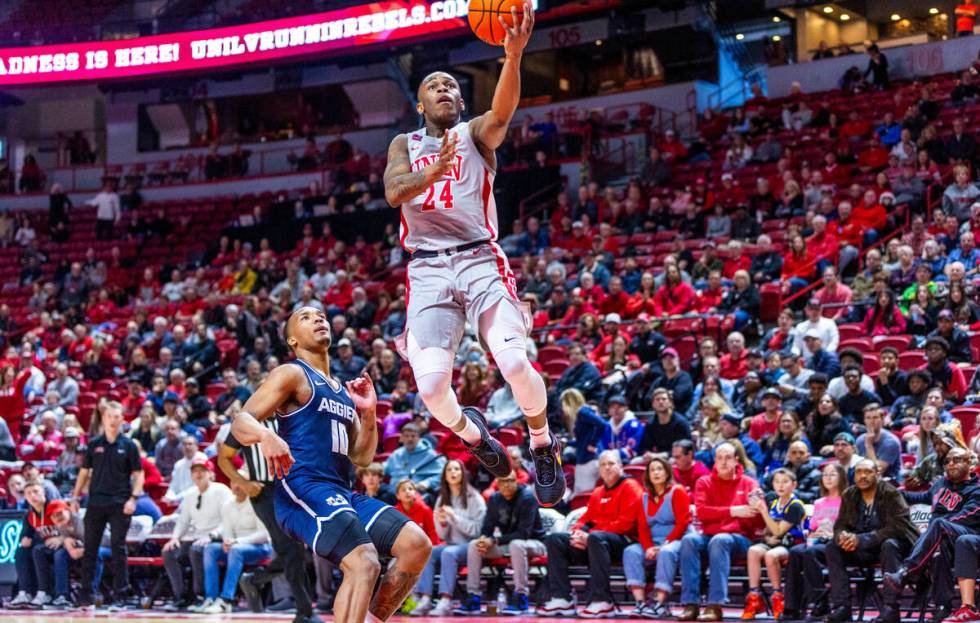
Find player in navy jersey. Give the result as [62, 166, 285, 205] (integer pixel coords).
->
[231, 307, 432, 623]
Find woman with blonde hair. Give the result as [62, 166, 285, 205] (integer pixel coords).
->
[699, 394, 729, 446]
[560, 388, 609, 495]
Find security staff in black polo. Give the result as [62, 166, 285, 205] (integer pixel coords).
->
[218, 418, 315, 623]
[71, 400, 144, 608]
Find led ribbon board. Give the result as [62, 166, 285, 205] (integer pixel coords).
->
[0, 0, 539, 85]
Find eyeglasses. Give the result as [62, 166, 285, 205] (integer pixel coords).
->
[945, 456, 970, 466]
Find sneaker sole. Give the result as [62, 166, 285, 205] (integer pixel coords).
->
[462, 407, 512, 477]
[537, 608, 578, 617]
[532, 435, 567, 507]
[579, 610, 615, 619]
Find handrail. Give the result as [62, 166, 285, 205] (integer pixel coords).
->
[518, 180, 565, 222]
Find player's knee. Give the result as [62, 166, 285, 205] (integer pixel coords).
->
[415, 370, 451, 405]
[398, 525, 432, 570]
[342, 544, 382, 580]
[494, 348, 532, 382]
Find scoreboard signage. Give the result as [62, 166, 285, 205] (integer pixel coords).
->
[0, 0, 539, 86]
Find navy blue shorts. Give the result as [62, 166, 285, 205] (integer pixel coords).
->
[274, 477, 408, 565]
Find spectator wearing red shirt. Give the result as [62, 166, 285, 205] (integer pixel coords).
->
[560, 221, 593, 254]
[834, 201, 864, 248]
[857, 134, 890, 173]
[121, 376, 147, 421]
[852, 190, 888, 246]
[626, 272, 657, 318]
[697, 271, 726, 313]
[863, 290, 907, 337]
[807, 215, 841, 271]
[721, 241, 753, 279]
[813, 266, 853, 320]
[0, 367, 30, 442]
[719, 332, 749, 381]
[956, 1, 978, 35]
[654, 265, 697, 317]
[394, 479, 440, 545]
[672, 439, 711, 492]
[821, 151, 851, 187]
[921, 336, 968, 402]
[747, 388, 783, 441]
[715, 175, 747, 210]
[19, 410, 64, 460]
[677, 444, 765, 621]
[658, 129, 689, 163]
[598, 276, 630, 318]
[323, 270, 354, 314]
[840, 110, 871, 142]
[590, 314, 628, 362]
[540, 451, 642, 617]
[781, 235, 814, 295]
[68, 325, 94, 363]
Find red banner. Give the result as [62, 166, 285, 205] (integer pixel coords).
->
[0, 0, 540, 86]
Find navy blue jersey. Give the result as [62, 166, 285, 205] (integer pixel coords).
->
[276, 357, 357, 490]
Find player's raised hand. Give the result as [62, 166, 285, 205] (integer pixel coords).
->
[259, 430, 295, 479]
[345, 371, 378, 413]
[501, 1, 534, 57]
[429, 131, 459, 179]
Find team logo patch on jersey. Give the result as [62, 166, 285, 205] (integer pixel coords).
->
[325, 494, 346, 507]
[411, 134, 422, 141]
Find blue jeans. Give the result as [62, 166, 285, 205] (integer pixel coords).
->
[416, 542, 468, 597]
[680, 533, 753, 605]
[33, 545, 70, 597]
[92, 547, 110, 594]
[203, 542, 273, 600]
[135, 495, 162, 522]
[623, 540, 684, 594]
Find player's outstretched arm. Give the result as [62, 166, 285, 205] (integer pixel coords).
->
[470, 1, 535, 151]
[233, 365, 302, 478]
[346, 372, 379, 468]
[384, 133, 457, 207]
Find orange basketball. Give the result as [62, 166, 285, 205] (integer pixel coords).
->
[468, 0, 526, 46]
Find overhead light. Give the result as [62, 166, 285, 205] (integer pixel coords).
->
[772, 16, 781, 23]
[929, 7, 939, 14]
[735, 33, 745, 40]
[891, 13, 901, 20]
[840, 13, 850, 20]
[595, 39, 603, 46]
[823, 6, 833, 13]
[772, 35, 782, 42]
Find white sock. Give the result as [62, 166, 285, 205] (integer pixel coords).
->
[416, 371, 481, 444]
[529, 423, 551, 449]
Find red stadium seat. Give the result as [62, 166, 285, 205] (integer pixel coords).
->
[874, 335, 912, 352]
[542, 359, 570, 377]
[897, 351, 926, 371]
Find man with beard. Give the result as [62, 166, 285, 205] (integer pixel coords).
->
[884, 447, 980, 622]
[824, 459, 917, 623]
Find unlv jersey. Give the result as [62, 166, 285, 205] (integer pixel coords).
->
[400, 120, 498, 253]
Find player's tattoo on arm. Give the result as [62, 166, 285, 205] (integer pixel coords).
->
[370, 568, 420, 620]
[384, 134, 431, 207]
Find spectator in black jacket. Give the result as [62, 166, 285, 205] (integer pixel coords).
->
[750, 235, 784, 283]
[183, 379, 213, 428]
[641, 348, 694, 414]
[873, 347, 908, 407]
[716, 270, 760, 331]
[946, 117, 977, 166]
[638, 388, 692, 460]
[462, 473, 545, 614]
[884, 447, 980, 619]
[762, 440, 822, 503]
[628, 314, 666, 364]
[184, 321, 218, 373]
[554, 343, 601, 400]
[929, 309, 972, 363]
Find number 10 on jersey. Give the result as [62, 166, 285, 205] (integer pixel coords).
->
[330, 419, 349, 454]
[422, 179, 455, 211]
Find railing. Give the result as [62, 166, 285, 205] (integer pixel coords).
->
[705, 65, 766, 112]
[518, 180, 566, 222]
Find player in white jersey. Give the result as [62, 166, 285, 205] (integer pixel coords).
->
[382, 2, 564, 507]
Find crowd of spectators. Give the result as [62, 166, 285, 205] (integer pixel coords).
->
[4, 51, 980, 623]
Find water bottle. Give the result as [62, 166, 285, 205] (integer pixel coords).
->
[496, 588, 508, 613]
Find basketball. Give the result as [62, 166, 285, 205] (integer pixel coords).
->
[468, 0, 526, 46]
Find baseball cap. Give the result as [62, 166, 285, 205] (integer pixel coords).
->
[721, 172, 733, 181]
[636, 313, 652, 323]
[337, 338, 352, 347]
[925, 336, 950, 352]
[604, 313, 622, 324]
[46, 500, 69, 516]
[661, 347, 679, 359]
[185, 377, 199, 386]
[833, 432, 856, 445]
[63, 427, 80, 439]
[747, 349, 763, 359]
[128, 374, 143, 384]
[572, 221, 584, 228]
[761, 387, 782, 400]
[721, 413, 741, 428]
[190, 456, 213, 471]
[608, 394, 628, 405]
[804, 328, 822, 340]
[806, 297, 821, 309]
[939, 309, 955, 320]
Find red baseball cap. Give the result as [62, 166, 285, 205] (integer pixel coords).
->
[190, 456, 213, 471]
